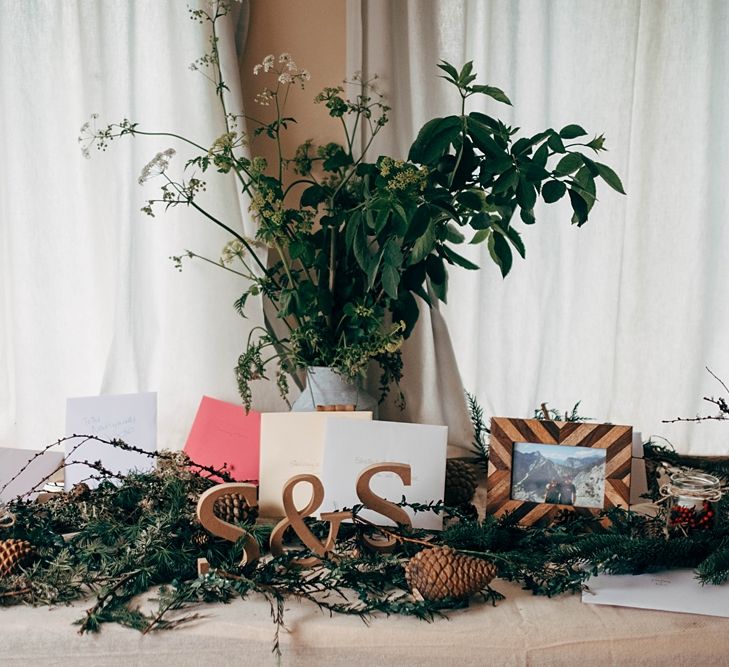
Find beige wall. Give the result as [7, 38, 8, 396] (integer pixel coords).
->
[240, 0, 347, 187]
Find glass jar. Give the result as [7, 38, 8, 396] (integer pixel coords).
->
[661, 470, 722, 535]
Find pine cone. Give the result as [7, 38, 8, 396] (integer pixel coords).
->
[445, 459, 478, 506]
[70, 483, 90, 500]
[404, 545, 496, 601]
[191, 531, 210, 547]
[213, 493, 259, 525]
[0, 539, 34, 577]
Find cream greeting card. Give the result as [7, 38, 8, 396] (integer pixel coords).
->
[257, 411, 372, 517]
[319, 419, 448, 530]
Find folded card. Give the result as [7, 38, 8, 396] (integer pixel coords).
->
[183, 396, 260, 483]
[583, 568, 729, 617]
[64, 392, 157, 490]
[258, 411, 372, 518]
[319, 419, 448, 530]
[0, 446, 64, 502]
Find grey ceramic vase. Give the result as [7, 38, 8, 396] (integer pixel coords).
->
[291, 366, 378, 416]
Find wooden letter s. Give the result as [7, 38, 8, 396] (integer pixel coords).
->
[196, 483, 260, 569]
[355, 462, 412, 551]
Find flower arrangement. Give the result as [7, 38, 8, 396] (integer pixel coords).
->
[79, 1, 623, 410]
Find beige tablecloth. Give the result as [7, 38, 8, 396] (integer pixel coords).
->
[3, 578, 729, 667]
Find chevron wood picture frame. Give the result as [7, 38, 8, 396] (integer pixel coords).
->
[487, 417, 632, 526]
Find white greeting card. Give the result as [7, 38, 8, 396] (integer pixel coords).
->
[257, 411, 372, 518]
[319, 419, 448, 530]
[0, 447, 64, 503]
[583, 569, 729, 617]
[64, 392, 157, 490]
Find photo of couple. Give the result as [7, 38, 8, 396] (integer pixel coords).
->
[543, 477, 576, 505]
[510, 441, 606, 509]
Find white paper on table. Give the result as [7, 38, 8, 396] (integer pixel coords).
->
[0, 447, 64, 502]
[257, 411, 372, 518]
[64, 392, 157, 490]
[583, 569, 729, 617]
[319, 419, 448, 530]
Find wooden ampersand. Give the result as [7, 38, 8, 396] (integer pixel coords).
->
[269, 474, 351, 567]
[196, 482, 260, 572]
[355, 462, 412, 552]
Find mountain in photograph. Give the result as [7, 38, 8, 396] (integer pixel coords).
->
[511, 448, 606, 508]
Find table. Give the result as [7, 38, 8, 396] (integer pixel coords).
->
[3, 578, 729, 666]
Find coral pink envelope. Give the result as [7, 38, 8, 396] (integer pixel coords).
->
[183, 396, 260, 483]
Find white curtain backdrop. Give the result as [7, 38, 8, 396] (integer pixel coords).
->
[0, 0, 279, 452]
[349, 0, 729, 454]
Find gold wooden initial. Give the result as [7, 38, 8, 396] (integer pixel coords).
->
[355, 462, 412, 551]
[196, 482, 260, 571]
[269, 474, 351, 567]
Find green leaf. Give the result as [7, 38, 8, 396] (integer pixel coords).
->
[580, 154, 600, 177]
[299, 184, 326, 209]
[559, 124, 587, 139]
[408, 116, 462, 165]
[374, 207, 389, 234]
[444, 223, 465, 244]
[542, 180, 567, 203]
[404, 205, 431, 243]
[457, 61, 474, 86]
[470, 212, 494, 230]
[516, 178, 537, 210]
[456, 189, 485, 211]
[366, 245, 385, 290]
[554, 153, 583, 176]
[568, 188, 589, 226]
[353, 222, 370, 270]
[441, 244, 479, 270]
[596, 162, 626, 194]
[520, 208, 536, 224]
[427, 273, 448, 302]
[471, 84, 512, 105]
[322, 145, 353, 171]
[466, 116, 503, 157]
[344, 211, 362, 252]
[436, 60, 460, 82]
[426, 254, 446, 285]
[470, 228, 491, 245]
[532, 142, 549, 167]
[382, 264, 400, 299]
[409, 225, 436, 265]
[504, 225, 526, 258]
[488, 230, 513, 277]
[392, 203, 409, 233]
[493, 167, 518, 194]
[383, 239, 403, 268]
[547, 133, 566, 153]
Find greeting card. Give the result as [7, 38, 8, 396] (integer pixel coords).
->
[319, 419, 448, 530]
[64, 392, 157, 490]
[183, 396, 260, 482]
[258, 411, 372, 517]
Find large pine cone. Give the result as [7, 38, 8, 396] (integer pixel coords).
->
[405, 545, 496, 601]
[444, 459, 478, 506]
[0, 539, 34, 577]
[213, 493, 258, 525]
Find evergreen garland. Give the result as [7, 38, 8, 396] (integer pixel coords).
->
[0, 435, 727, 659]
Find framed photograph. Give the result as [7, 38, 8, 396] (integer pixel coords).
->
[487, 418, 632, 525]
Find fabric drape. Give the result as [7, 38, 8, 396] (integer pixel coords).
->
[0, 0, 273, 451]
[349, 0, 729, 454]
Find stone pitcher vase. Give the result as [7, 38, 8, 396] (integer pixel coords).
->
[291, 366, 378, 416]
